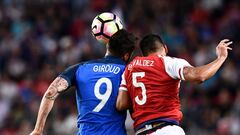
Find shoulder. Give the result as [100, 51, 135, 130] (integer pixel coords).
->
[58, 62, 85, 86]
[86, 57, 126, 66]
[66, 62, 85, 71]
[162, 56, 182, 61]
[162, 56, 190, 65]
[162, 56, 192, 80]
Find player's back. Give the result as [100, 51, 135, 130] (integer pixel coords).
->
[123, 55, 182, 129]
[75, 56, 127, 135]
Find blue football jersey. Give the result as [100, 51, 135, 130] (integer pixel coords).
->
[59, 56, 127, 135]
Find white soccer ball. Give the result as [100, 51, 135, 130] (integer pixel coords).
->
[91, 12, 123, 45]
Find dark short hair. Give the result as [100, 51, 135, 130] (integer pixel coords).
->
[140, 34, 164, 56]
[108, 29, 136, 58]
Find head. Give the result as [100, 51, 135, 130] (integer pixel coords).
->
[140, 34, 168, 56]
[107, 29, 136, 62]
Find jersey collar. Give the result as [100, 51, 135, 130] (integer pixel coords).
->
[105, 55, 120, 59]
[104, 55, 126, 64]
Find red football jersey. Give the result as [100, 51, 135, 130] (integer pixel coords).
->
[119, 55, 191, 128]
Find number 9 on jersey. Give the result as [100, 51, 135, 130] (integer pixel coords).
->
[93, 77, 112, 112]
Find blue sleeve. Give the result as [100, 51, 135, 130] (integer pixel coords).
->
[58, 64, 80, 87]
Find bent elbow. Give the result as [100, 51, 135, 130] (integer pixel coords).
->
[44, 86, 58, 100]
[116, 102, 125, 111]
[195, 79, 204, 84]
[195, 75, 207, 84]
[45, 89, 53, 97]
[116, 100, 130, 111]
[116, 91, 131, 111]
[184, 67, 211, 84]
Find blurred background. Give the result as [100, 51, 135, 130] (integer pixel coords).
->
[0, 0, 240, 135]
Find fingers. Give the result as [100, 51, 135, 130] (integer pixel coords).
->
[221, 39, 230, 43]
[220, 39, 233, 46]
[225, 41, 233, 46]
[226, 47, 232, 50]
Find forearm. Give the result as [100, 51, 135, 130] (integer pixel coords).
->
[116, 91, 131, 111]
[116, 98, 130, 111]
[184, 57, 226, 83]
[184, 39, 232, 83]
[34, 96, 55, 132]
[197, 57, 226, 80]
[31, 77, 68, 133]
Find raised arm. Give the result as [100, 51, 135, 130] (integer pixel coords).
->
[184, 39, 232, 83]
[30, 77, 69, 135]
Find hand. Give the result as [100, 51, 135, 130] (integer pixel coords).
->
[29, 130, 42, 135]
[216, 39, 233, 59]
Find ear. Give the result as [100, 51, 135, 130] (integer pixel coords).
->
[122, 53, 131, 62]
[163, 44, 168, 54]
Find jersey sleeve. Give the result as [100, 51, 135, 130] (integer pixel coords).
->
[162, 56, 192, 80]
[58, 64, 80, 87]
[119, 71, 128, 91]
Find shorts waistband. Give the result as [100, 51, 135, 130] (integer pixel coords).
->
[135, 118, 179, 131]
[135, 121, 177, 135]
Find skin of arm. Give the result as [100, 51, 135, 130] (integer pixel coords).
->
[116, 90, 132, 111]
[30, 77, 69, 135]
[183, 39, 233, 83]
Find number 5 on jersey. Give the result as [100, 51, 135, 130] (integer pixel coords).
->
[132, 72, 147, 105]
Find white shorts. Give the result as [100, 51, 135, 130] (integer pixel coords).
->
[149, 125, 185, 135]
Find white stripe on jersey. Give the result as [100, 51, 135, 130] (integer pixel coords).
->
[161, 56, 192, 80]
[119, 71, 128, 91]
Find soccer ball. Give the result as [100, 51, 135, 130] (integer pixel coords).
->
[91, 12, 123, 45]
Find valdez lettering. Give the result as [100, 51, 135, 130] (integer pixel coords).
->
[132, 60, 154, 66]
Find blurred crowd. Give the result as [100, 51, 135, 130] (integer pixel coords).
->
[0, 0, 240, 135]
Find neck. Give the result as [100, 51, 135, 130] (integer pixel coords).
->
[105, 44, 113, 56]
[105, 48, 113, 56]
[149, 50, 166, 56]
[105, 50, 110, 56]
